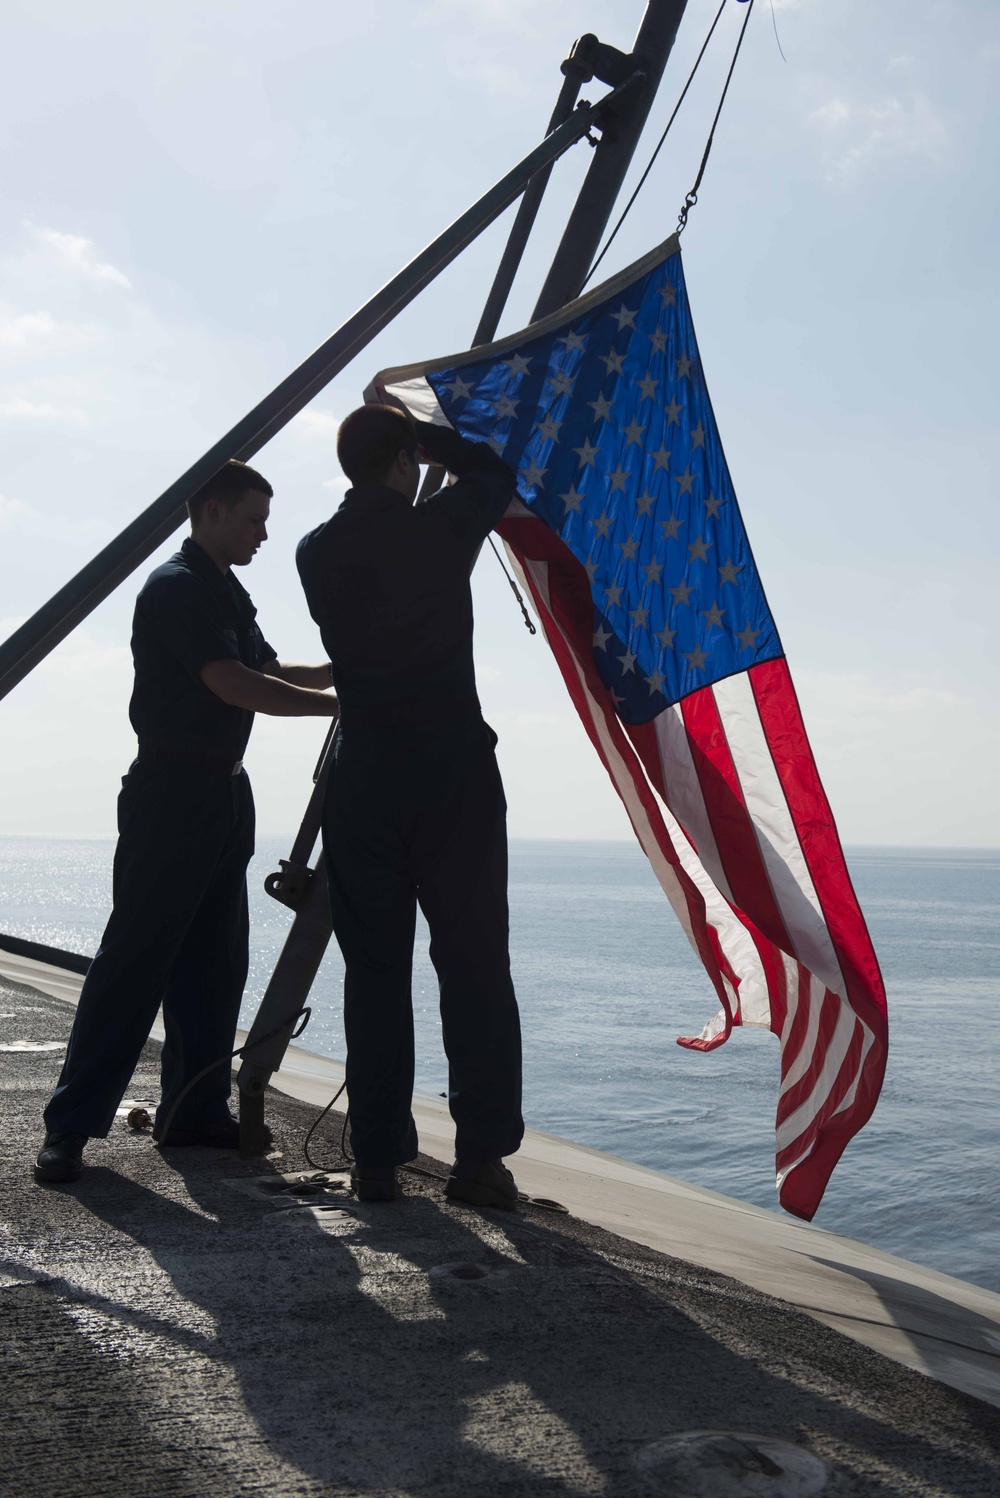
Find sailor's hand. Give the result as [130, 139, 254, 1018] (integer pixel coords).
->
[364, 379, 407, 415]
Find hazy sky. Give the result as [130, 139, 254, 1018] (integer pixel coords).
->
[2, 0, 998, 843]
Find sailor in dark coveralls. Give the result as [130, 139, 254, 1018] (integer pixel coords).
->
[296, 404, 524, 1208]
[35, 461, 338, 1184]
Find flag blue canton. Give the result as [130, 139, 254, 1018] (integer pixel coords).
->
[428, 250, 781, 723]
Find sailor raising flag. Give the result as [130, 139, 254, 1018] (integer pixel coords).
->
[370, 234, 888, 1221]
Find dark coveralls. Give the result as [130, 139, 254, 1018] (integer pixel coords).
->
[44, 536, 275, 1138]
[296, 423, 523, 1170]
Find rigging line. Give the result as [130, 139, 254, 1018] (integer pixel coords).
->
[151, 1006, 312, 1144]
[303, 1080, 347, 1171]
[582, 0, 730, 292]
[302, 1086, 567, 1211]
[489, 534, 537, 635]
[769, 0, 787, 64]
[677, 0, 756, 234]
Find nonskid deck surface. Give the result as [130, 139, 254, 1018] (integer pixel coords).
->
[3, 972, 1000, 1497]
[9, 941, 1000, 1411]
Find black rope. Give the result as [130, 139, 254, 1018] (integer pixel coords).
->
[303, 1080, 348, 1170]
[144, 967, 567, 1209]
[677, 0, 756, 235]
[155, 1023, 572, 1214]
[152, 1007, 312, 1143]
[489, 535, 536, 635]
[582, 0, 730, 291]
[302, 1085, 567, 1210]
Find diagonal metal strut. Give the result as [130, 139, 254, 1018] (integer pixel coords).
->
[0, 78, 641, 705]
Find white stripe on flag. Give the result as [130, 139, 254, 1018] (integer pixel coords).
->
[778, 971, 827, 1098]
[775, 1145, 813, 1195]
[522, 557, 704, 943]
[776, 1001, 860, 1153]
[778, 951, 802, 1048]
[654, 704, 735, 905]
[711, 673, 846, 999]
[381, 374, 451, 426]
[522, 555, 772, 1036]
[830, 1020, 877, 1119]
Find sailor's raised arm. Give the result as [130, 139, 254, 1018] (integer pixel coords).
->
[412, 418, 512, 482]
[412, 418, 515, 541]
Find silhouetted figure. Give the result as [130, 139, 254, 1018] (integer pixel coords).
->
[35, 461, 337, 1184]
[297, 404, 523, 1208]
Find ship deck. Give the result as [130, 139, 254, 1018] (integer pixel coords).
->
[3, 950, 999, 1496]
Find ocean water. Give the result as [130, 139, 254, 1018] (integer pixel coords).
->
[2, 833, 997, 1293]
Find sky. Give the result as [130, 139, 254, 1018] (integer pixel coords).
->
[1, 0, 998, 844]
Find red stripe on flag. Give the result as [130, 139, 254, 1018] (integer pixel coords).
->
[775, 987, 843, 1128]
[774, 960, 813, 1090]
[625, 715, 791, 1043]
[499, 516, 738, 1030]
[495, 516, 885, 1223]
[679, 687, 797, 958]
[748, 661, 888, 1044]
[777, 1021, 867, 1220]
[776, 1014, 865, 1161]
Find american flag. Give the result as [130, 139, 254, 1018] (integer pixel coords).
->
[371, 233, 888, 1220]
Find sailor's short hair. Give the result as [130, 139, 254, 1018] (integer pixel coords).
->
[338, 404, 417, 486]
[188, 460, 273, 523]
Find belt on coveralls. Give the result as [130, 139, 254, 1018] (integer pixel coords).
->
[137, 747, 244, 775]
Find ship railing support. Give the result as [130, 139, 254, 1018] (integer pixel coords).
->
[236, 716, 340, 1153]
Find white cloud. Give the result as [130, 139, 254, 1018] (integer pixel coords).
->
[412, 0, 541, 98]
[0, 497, 111, 544]
[0, 495, 32, 527]
[811, 98, 851, 130]
[0, 223, 261, 436]
[0, 394, 88, 424]
[0, 305, 103, 359]
[290, 408, 341, 439]
[320, 474, 349, 494]
[29, 225, 133, 290]
[0, 310, 58, 348]
[792, 669, 1000, 845]
[808, 90, 947, 185]
[0, 621, 136, 835]
[0, 620, 130, 683]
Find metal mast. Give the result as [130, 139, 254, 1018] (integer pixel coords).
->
[534, 0, 689, 319]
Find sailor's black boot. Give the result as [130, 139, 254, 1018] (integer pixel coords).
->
[34, 1131, 87, 1184]
[444, 1157, 518, 1210]
[350, 1165, 400, 1202]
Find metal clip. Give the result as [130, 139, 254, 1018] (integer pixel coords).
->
[264, 859, 314, 911]
[676, 190, 698, 235]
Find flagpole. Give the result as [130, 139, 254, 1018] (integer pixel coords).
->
[470, 61, 587, 349]
[533, 0, 690, 319]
